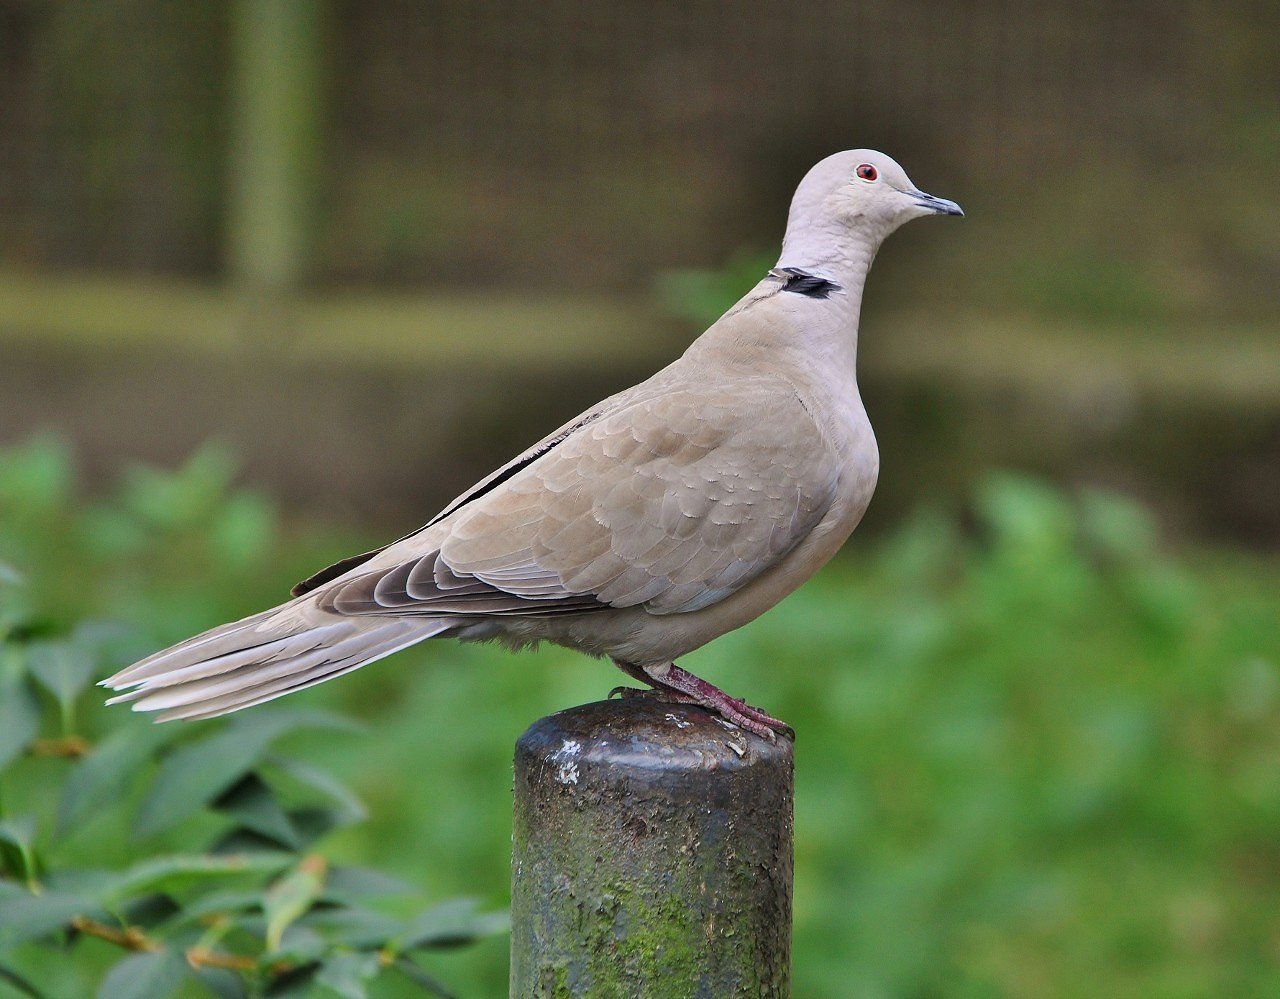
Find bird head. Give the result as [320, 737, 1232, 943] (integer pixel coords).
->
[782, 149, 962, 260]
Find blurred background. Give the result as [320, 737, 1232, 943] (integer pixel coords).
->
[0, 1, 1277, 996]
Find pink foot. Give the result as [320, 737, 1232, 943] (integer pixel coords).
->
[611, 660, 793, 741]
[608, 684, 697, 704]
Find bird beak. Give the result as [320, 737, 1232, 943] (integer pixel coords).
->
[910, 190, 964, 217]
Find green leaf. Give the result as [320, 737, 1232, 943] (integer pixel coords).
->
[1079, 488, 1159, 562]
[0, 562, 23, 587]
[399, 898, 508, 951]
[80, 504, 149, 558]
[71, 619, 136, 667]
[263, 963, 319, 998]
[0, 590, 32, 644]
[654, 248, 776, 326]
[134, 729, 275, 839]
[172, 889, 263, 925]
[0, 675, 39, 771]
[268, 925, 325, 965]
[133, 709, 360, 838]
[209, 491, 277, 568]
[116, 444, 237, 532]
[208, 827, 296, 857]
[192, 966, 248, 999]
[26, 639, 98, 714]
[975, 473, 1077, 559]
[96, 853, 292, 903]
[391, 957, 455, 999]
[57, 724, 175, 836]
[0, 815, 39, 886]
[263, 856, 327, 952]
[0, 891, 95, 949]
[133, 714, 333, 839]
[0, 962, 47, 999]
[0, 816, 35, 849]
[235, 709, 361, 741]
[301, 905, 403, 949]
[267, 756, 366, 825]
[96, 950, 187, 999]
[283, 807, 343, 848]
[119, 893, 181, 929]
[322, 866, 413, 904]
[314, 952, 379, 999]
[39, 868, 118, 897]
[213, 774, 300, 849]
[0, 436, 73, 512]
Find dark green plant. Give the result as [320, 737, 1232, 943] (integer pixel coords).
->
[5, 439, 1280, 995]
[0, 447, 503, 999]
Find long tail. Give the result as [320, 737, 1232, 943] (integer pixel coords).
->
[102, 599, 452, 722]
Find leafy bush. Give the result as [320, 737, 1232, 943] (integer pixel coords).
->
[292, 474, 1280, 997]
[3, 437, 1279, 996]
[0, 441, 503, 999]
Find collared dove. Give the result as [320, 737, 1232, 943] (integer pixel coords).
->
[103, 150, 962, 738]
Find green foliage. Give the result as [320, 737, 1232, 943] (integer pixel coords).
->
[0, 444, 501, 999]
[292, 474, 1280, 997]
[3, 437, 1280, 996]
[653, 248, 775, 326]
[0, 438, 280, 636]
[731, 480, 1280, 997]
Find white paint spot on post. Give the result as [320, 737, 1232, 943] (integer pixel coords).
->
[547, 738, 582, 785]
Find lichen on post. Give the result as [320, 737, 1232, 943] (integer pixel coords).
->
[510, 697, 793, 998]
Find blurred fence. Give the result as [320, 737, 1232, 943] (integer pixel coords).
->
[0, 1, 1276, 544]
[0, 1, 1274, 316]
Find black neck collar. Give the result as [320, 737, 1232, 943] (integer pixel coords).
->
[769, 267, 842, 299]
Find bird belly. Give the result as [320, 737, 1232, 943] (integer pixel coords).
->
[476, 438, 878, 666]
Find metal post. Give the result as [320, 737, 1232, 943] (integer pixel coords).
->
[511, 697, 793, 998]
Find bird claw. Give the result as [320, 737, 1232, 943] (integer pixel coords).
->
[709, 700, 793, 742]
[609, 684, 698, 704]
[610, 660, 793, 741]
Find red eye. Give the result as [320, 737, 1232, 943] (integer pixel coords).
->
[856, 163, 878, 182]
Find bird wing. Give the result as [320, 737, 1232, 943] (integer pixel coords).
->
[290, 404, 608, 596]
[316, 377, 842, 618]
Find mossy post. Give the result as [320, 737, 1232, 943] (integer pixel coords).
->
[511, 697, 793, 997]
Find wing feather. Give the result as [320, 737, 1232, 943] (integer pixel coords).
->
[313, 379, 840, 621]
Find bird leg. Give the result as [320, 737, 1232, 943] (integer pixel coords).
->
[610, 659, 793, 741]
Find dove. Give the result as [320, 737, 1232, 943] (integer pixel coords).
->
[103, 150, 962, 739]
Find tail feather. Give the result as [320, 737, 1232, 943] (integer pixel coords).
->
[106, 627, 344, 698]
[107, 635, 349, 711]
[105, 606, 294, 687]
[102, 600, 455, 722]
[153, 625, 437, 722]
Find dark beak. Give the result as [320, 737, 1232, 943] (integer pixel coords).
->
[911, 190, 964, 217]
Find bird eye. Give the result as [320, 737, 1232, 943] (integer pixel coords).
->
[856, 164, 878, 182]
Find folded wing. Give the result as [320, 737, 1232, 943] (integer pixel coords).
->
[320, 380, 842, 619]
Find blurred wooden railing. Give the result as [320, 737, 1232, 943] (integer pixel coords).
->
[1, 268, 1276, 544]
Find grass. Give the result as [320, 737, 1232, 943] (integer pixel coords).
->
[2, 442, 1279, 997]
